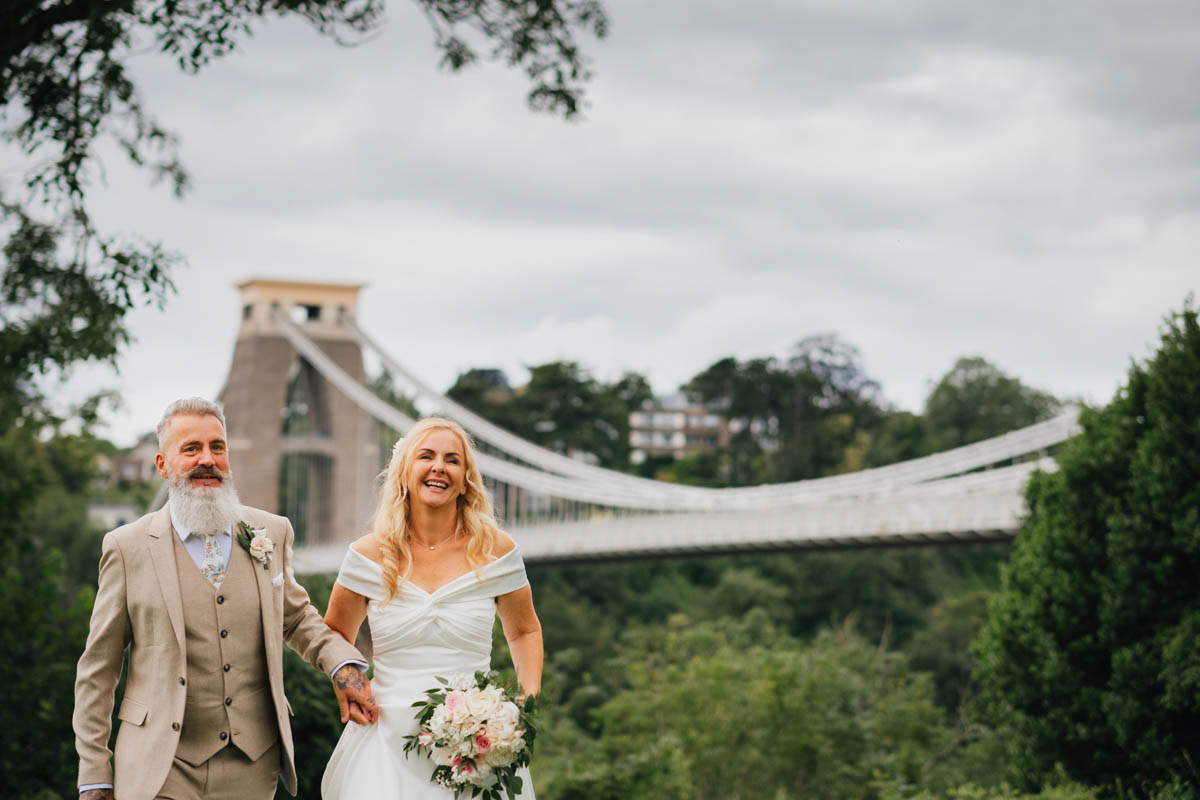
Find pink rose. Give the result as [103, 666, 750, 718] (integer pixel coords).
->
[474, 733, 491, 753]
[445, 691, 464, 711]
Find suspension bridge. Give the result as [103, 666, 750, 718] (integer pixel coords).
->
[212, 280, 1080, 572]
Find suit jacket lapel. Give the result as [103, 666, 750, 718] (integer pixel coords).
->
[147, 505, 186, 655]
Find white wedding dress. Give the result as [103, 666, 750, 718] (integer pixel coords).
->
[321, 546, 536, 799]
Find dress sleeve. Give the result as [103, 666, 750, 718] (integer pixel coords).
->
[335, 548, 387, 601]
[480, 546, 531, 597]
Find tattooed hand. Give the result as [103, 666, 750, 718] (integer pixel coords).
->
[80, 790, 113, 800]
[332, 664, 378, 725]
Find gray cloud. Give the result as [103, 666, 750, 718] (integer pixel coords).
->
[5, 0, 1197, 444]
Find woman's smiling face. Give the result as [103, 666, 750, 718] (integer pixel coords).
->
[407, 428, 467, 510]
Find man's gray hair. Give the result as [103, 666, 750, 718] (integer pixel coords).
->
[156, 397, 227, 449]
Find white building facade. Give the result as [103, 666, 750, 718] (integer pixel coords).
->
[629, 395, 728, 463]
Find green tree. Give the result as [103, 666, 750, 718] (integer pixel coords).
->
[540, 618, 950, 800]
[682, 355, 789, 484]
[0, 209, 175, 426]
[448, 361, 650, 471]
[866, 410, 934, 467]
[447, 367, 524, 436]
[0, 540, 95, 799]
[514, 361, 630, 467]
[682, 336, 886, 484]
[610, 371, 653, 412]
[924, 357, 1060, 450]
[907, 590, 993, 714]
[974, 304, 1200, 793]
[0, 417, 110, 798]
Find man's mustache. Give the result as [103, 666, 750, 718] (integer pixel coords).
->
[186, 465, 229, 481]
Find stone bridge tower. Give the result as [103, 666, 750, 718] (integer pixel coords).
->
[218, 279, 378, 546]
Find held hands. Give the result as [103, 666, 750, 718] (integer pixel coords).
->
[79, 791, 113, 800]
[332, 664, 379, 725]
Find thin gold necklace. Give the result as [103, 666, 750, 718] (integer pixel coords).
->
[421, 529, 458, 551]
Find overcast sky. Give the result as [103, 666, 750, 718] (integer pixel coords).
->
[7, 0, 1199, 446]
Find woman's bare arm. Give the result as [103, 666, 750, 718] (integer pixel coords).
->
[324, 583, 369, 646]
[497, 584, 543, 698]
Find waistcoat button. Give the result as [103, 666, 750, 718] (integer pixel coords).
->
[179, 677, 185, 685]
[171, 722, 180, 731]
[223, 664, 231, 672]
[217, 595, 225, 604]
[219, 731, 228, 741]
[225, 697, 232, 706]
[220, 629, 228, 638]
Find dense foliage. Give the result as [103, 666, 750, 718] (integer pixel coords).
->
[923, 356, 1062, 451]
[447, 343, 1061, 484]
[0, 421, 111, 798]
[447, 361, 651, 469]
[975, 305, 1200, 794]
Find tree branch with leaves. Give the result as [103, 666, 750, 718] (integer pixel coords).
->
[0, 0, 607, 422]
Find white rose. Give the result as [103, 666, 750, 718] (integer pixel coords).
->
[482, 685, 505, 708]
[486, 718, 517, 744]
[449, 700, 472, 726]
[430, 746, 455, 767]
[493, 700, 520, 726]
[464, 688, 494, 719]
[488, 701, 521, 743]
[467, 762, 493, 786]
[430, 707, 452, 737]
[249, 532, 273, 559]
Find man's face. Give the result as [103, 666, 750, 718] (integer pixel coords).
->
[155, 413, 232, 489]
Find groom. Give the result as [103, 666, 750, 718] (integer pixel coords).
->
[73, 397, 376, 800]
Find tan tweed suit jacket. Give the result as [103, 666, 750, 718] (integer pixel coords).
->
[73, 504, 363, 800]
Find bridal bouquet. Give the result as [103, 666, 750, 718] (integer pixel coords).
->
[403, 671, 537, 799]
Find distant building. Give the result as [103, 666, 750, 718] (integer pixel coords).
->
[629, 395, 728, 463]
[107, 431, 161, 484]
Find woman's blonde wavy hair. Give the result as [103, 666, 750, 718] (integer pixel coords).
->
[372, 417, 502, 605]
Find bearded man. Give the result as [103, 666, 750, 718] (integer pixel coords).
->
[73, 397, 376, 800]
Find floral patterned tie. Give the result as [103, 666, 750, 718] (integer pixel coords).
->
[201, 533, 225, 588]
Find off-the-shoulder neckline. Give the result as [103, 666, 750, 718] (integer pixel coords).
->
[345, 545, 521, 597]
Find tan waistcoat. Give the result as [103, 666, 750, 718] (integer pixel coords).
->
[173, 534, 278, 766]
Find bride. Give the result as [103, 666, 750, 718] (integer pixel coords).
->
[321, 417, 543, 798]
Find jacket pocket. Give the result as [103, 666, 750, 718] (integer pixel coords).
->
[117, 697, 148, 726]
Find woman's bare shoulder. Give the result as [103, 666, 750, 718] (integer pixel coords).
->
[351, 533, 385, 565]
[493, 529, 517, 558]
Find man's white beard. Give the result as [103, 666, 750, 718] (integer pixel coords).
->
[167, 467, 241, 535]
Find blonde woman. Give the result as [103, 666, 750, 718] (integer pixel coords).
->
[321, 417, 543, 799]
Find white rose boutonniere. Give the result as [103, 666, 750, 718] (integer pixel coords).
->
[236, 521, 274, 570]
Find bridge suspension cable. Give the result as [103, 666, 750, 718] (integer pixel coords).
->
[272, 310, 1078, 514]
[346, 313, 1079, 499]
